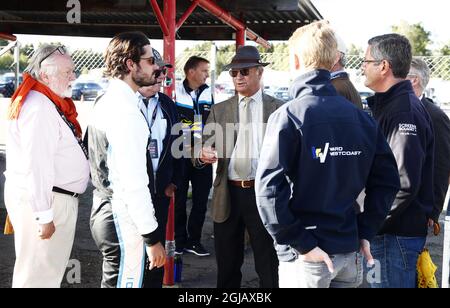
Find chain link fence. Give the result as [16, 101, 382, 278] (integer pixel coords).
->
[1, 46, 449, 99]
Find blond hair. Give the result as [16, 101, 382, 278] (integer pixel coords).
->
[289, 21, 338, 71]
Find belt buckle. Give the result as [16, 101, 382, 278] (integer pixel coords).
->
[241, 181, 251, 189]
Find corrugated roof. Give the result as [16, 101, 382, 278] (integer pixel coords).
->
[0, 0, 322, 40]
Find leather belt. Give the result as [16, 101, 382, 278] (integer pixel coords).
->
[52, 187, 79, 198]
[228, 180, 255, 189]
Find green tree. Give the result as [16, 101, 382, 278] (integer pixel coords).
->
[347, 44, 363, 56]
[392, 21, 432, 56]
[438, 42, 450, 56]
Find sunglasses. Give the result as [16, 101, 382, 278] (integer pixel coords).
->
[39, 45, 66, 67]
[140, 56, 156, 65]
[154, 67, 167, 78]
[229, 68, 251, 78]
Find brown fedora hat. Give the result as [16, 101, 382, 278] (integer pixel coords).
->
[224, 45, 270, 70]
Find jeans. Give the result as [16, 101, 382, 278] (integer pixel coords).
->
[279, 252, 363, 288]
[369, 234, 426, 288]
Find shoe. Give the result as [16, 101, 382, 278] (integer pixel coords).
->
[175, 247, 184, 256]
[184, 243, 210, 257]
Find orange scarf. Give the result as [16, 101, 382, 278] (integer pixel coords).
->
[8, 73, 82, 138]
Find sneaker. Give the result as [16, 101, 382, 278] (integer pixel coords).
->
[184, 243, 210, 257]
[175, 247, 184, 256]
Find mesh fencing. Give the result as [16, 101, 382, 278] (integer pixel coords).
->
[0, 46, 449, 99]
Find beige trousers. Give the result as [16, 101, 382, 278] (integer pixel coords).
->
[5, 185, 78, 288]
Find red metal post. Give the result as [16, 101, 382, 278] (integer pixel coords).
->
[236, 29, 246, 49]
[149, 0, 169, 36]
[0, 33, 17, 41]
[163, 0, 177, 101]
[196, 0, 271, 49]
[162, 0, 177, 287]
[176, 0, 200, 31]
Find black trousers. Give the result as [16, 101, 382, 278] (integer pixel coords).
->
[214, 185, 279, 288]
[90, 197, 120, 288]
[143, 195, 170, 288]
[90, 194, 170, 288]
[175, 159, 212, 248]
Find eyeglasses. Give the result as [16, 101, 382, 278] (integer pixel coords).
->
[229, 68, 251, 78]
[140, 56, 156, 65]
[361, 59, 383, 66]
[39, 45, 66, 67]
[154, 68, 167, 78]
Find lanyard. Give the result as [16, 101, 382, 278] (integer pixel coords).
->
[141, 98, 159, 136]
[53, 105, 89, 160]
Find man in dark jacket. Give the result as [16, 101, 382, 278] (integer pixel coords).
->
[363, 34, 435, 288]
[407, 57, 450, 230]
[331, 33, 363, 109]
[255, 21, 400, 288]
[174, 56, 214, 257]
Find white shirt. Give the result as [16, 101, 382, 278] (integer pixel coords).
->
[228, 88, 264, 180]
[137, 93, 167, 173]
[90, 79, 158, 236]
[5, 90, 90, 223]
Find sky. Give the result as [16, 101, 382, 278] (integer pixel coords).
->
[15, 0, 450, 53]
[313, 0, 449, 50]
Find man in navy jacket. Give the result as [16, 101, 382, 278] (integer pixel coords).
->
[255, 21, 400, 288]
[363, 34, 435, 288]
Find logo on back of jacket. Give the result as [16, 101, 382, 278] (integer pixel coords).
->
[312, 143, 362, 164]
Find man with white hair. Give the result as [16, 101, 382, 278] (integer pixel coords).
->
[330, 34, 363, 109]
[255, 21, 400, 288]
[4, 44, 90, 287]
[407, 57, 450, 232]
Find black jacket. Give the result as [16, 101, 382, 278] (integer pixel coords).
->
[255, 70, 400, 261]
[146, 92, 184, 198]
[421, 96, 450, 221]
[368, 81, 435, 237]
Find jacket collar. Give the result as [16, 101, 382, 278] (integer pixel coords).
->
[289, 69, 337, 100]
[367, 80, 414, 109]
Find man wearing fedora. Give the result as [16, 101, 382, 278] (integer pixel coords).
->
[195, 45, 283, 288]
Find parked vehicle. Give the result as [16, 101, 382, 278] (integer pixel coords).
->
[71, 82, 104, 101]
[273, 86, 290, 102]
[0, 74, 22, 98]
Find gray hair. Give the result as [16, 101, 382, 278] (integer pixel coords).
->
[410, 57, 430, 91]
[368, 33, 412, 78]
[25, 44, 70, 80]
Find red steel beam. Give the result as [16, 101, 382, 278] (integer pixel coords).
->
[149, 0, 169, 37]
[195, 0, 271, 49]
[176, 0, 200, 31]
[0, 33, 17, 41]
[236, 29, 246, 48]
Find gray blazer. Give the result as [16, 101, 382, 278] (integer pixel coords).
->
[194, 93, 284, 223]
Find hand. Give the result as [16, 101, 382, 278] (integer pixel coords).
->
[428, 218, 435, 228]
[199, 147, 218, 165]
[38, 222, 55, 240]
[300, 247, 334, 273]
[164, 183, 177, 198]
[360, 239, 374, 266]
[146, 242, 166, 270]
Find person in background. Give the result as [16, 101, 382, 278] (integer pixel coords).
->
[407, 57, 450, 233]
[330, 33, 363, 109]
[137, 48, 183, 288]
[175, 56, 214, 257]
[4, 44, 90, 287]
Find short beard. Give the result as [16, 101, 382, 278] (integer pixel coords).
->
[133, 65, 157, 87]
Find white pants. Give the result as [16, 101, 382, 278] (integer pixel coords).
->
[5, 184, 78, 288]
[111, 198, 146, 288]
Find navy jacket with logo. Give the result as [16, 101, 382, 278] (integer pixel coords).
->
[255, 70, 400, 261]
[368, 81, 435, 237]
